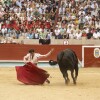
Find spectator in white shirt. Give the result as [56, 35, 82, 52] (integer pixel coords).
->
[97, 29, 100, 39]
[93, 31, 99, 39]
[54, 26, 60, 39]
[75, 30, 82, 40]
[67, 26, 72, 34]
[1, 27, 7, 37]
[69, 30, 75, 39]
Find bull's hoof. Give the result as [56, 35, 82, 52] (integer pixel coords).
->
[75, 77, 77, 81]
[65, 81, 68, 84]
[73, 81, 76, 85]
[73, 77, 77, 85]
[65, 79, 70, 84]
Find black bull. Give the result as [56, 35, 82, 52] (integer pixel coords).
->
[49, 49, 79, 84]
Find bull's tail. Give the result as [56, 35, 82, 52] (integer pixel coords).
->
[78, 59, 82, 67]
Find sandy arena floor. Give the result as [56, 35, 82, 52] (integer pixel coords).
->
[0, 67, 100, 100]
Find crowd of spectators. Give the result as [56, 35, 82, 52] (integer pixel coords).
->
[0, 0, 99, 44]
[55, 0, 100, 40]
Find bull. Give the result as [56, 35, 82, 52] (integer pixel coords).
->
[49, 48, 79, 84]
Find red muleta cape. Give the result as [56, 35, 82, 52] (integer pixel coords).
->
[15, 62, 49, 85]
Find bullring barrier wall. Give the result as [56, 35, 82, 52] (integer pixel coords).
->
[0, 44, 82, 61]
[0, 44, 100, 67]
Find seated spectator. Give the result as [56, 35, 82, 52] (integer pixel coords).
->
[96, 29, 100, 39]
[95, 20, 100, 29]
[1, 26, 7, 37]
[33, 30, 39, 39]
[69, 30, 75, 39]
[93, 31, 99, 39]
[86, 30, 93, 39]
[26, 31, 33, 39]
[39, 29, 50, 44]
[54, 26, 60, 39]
[75, 30, 82, 40]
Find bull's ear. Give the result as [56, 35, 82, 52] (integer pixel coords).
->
[49, 60, 57, 65]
